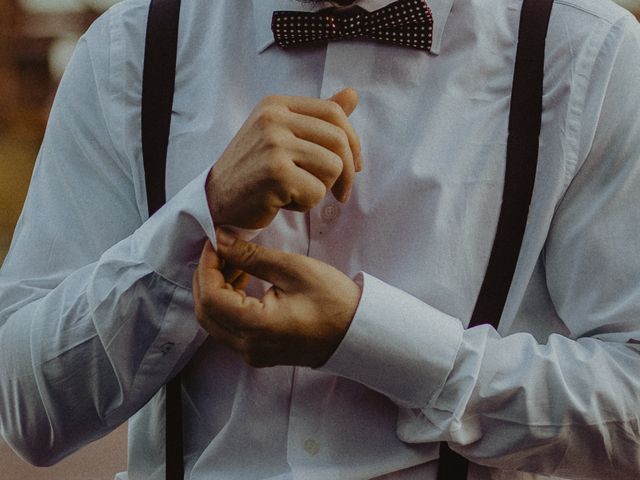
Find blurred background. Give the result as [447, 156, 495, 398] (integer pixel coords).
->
[0, 2, 126, 479]
[0, 0, 638, 478]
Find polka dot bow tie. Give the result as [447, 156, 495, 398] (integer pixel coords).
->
[272, 0, 434, 52]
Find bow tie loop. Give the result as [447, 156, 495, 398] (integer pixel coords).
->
[272, 0, 434, 52]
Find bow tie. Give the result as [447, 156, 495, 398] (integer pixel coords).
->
[272, 0, 434, 52]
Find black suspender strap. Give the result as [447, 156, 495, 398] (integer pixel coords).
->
[436, 0, 554, 479]
[142, 0, 180, 216]
[469, 0, 555, 331]
[141, 0, 183, 479]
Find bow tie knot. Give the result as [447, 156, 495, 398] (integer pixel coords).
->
[272, 0, 434, 52]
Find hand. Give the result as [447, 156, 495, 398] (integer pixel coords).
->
[192, 229, 362, 368]
[206, 88, 362, 229]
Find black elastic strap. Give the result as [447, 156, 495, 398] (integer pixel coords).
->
[142, 0, 180, 216]
[437, 0, 554, 478]
[468, 0, 555, 331]
[141, 0, 183, 479]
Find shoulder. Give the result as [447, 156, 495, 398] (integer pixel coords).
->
[552, 0, 632, 23]
[81, 0, 151, 76]
[546, 0, 639, 50]
[80, 0, 251, 77]
[543, 0, 639, 75]
[547, 0, 640, 185]
[62, 0, 153, 206]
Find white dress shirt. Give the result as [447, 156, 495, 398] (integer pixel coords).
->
[1, 0, 640, 478]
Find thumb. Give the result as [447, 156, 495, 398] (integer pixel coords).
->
[199, 239, 223, 272]
[329, 87, 359, 117]
[194, 239, 226, 304]
[215, 229, 301, 289]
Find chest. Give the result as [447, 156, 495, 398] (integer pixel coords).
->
[163, 1, 570, 323]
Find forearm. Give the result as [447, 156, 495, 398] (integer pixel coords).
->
[0, 8, 214, 466]
[0, 240, 206, 467]
[421, 327, 640, 478]
[0, 164, 216, 466]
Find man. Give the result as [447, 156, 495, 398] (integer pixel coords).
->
[1, 0, 640, 478]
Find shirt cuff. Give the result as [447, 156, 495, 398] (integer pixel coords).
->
[132, 168, 215, 290]
[320, 272, 464, 409]
[218, 226, 264, 243]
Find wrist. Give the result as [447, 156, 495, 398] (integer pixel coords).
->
[205, 165, 227, 225]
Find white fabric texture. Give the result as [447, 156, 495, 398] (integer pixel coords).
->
[1, 0, 640, 479]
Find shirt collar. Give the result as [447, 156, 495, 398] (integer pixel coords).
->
[252, 0, 454, 55]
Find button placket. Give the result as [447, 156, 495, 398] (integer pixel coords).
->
[309, 200, 341, 241]
[321, 202, 340, 222]
[310, 43, 351, 244]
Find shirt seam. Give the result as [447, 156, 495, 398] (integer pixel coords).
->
[108, 1, 150, 223]
[559, 20, 614, 191]
[553, 0, 623, 24]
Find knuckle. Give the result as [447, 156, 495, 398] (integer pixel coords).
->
[327, 126, 350, 155]
[311, 181, 328, 203]
[259, 95, 281, 108]
[326, 153, 344, 179]
[327, 101, 345, 121]
[296, 183, 327, 211]
[335, 128, 350, 149]
[254, 106, 280, 130]
[238, 241, 261, 266]
[262, 128, 284, 150]
[264, 153, 289, 180]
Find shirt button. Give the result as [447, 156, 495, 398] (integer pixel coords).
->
[160, 342, 175, 354]
[321, 203, 340, 222]
[303, 438, 320, 456]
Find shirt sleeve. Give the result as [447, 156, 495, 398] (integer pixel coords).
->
[321, 12, 640, 479]
[0, 5, 213, 467]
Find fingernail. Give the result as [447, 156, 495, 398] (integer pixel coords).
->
[355, 155, 363, 172]
[216, 229, 236, 247]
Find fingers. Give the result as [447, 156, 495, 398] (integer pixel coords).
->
[290, 137, 344, 190]
[223, 269, 251, 290]
[194, 240, 248, 308]
[196, 281, 264, 346]
[193, 239, 275, 367]
[328, 87, 363, 172]
[194, 232, 358, 369]
[329, 87, 359, 117]
[206, 90, 362, 231]
[285, 114, 354, 201]
[256, 91, 361, 205]
[193, 240, 229, 329]
[195, 240, 225, 291]
[215, 229, 304, 290]
[281, 166, 330, 212]
[194, 239, 265, 334]
[283, 89, 362, 170]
